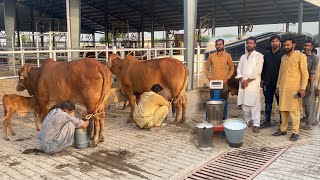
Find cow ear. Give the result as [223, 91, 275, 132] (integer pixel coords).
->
[22, 65, 31, 78]
[107, 59, 113, 68]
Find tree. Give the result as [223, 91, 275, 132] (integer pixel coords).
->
[99, 33, 112, 44]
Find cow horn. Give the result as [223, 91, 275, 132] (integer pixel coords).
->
[107, 55, 119, 68]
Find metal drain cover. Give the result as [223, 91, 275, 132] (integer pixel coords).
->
[182, 146, 290, 180]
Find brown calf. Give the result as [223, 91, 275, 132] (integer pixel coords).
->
[2, 94, 40, 141]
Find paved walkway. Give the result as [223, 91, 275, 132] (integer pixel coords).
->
[0, 79, 319, 180]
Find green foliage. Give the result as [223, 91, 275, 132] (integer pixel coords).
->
[99, 33, 112, 44]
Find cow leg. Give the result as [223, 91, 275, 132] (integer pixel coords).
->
[91, 117, 100, 148]
[2, 110, 14, 141]
[33, 113, 40, 131]
[180, 96, 187, 124]
[174, 99, 182, 125]
[99, 111, 105, 142]
[127, 95, 135, 123]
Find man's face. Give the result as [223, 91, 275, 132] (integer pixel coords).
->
[303, 43, 313, 54]
[283, 40, 295, 54]
[215, 40, 224, 51]
[271, 38, 281, 50]
[246, 40, 256, 52]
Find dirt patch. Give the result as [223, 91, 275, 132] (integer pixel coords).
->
[0, 155, 10, 162]
[72, 149, 160, 179]
[15, 137, 32, 142]
[22, 149, 44, 155]
[9, 161, 20, 167]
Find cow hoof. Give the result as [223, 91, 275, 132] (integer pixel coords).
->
[11, 132, 16, 136]
[173, 120, 179, 125]
[36, 128, 40, 131]
[99, 137, 104, 142]
[90, 142, 98, 148]
[3, 137, 9, 141]
[179, 119, 186, 124]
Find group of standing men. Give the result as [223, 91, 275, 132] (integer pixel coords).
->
[205, 35, 319, 141]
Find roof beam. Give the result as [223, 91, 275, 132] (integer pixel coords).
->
[18, 1, 96, 33]
[119, 0, 172, 30]
[81, 1, 137, 30]
[272, 0, 289, 22]
[216, 0, 240, 24]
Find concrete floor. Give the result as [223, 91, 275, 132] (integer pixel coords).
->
[0, 79, 319, 179]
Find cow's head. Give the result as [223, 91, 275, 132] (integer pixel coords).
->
[107, 53, 124, 76]
[16, 64, 32, 91]
[16, 64, 39, 96]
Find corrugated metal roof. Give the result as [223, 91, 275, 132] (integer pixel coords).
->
[0, 0, 319, 33]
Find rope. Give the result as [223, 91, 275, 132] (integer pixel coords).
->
[85, 112, 105, 120]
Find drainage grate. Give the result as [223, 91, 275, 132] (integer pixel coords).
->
[183, 146, 290, 180]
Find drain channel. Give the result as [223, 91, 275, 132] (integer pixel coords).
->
[183, 146, 290, 180]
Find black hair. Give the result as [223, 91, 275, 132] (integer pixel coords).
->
[215, 39, 224, 45]
[151, 84, 163, 93]
[304, 39, 313, 46]
[270, 35, 281, 43]
[283, 37, 296, 44]
[246, 36, 256, 44]
[312, 48, 318, 55]
[49, 101, 75, 112]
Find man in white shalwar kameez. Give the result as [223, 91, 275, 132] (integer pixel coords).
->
[236, 37, 264, 133]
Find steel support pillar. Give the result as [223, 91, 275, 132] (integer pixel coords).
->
[151, 0, 155, 48]
[4, 0, 16, 71]
[298, 0, 303, 35]
[141, 0, 144, 48]
[104, 0, 109, 46]
[286, 22, 289, 34]
[69, 0, 81, 59]
[211, 0, 216, 37]
[184, 0, 197, 91]
[318, 8, 320, 46]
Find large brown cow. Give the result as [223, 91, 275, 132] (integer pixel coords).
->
[107, 54, 189, 124]
[16, 58, 112, 147]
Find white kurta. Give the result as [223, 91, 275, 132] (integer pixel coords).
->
[236, 50, 264, 126]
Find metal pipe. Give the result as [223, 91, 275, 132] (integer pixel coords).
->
[318, 8, 320, 46]
[298, 0, 303, 35]
[151, 0, 155, 48]
[66, 0, 72, 61]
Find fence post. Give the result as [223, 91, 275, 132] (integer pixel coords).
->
[169, 45, 173, 58]
[197, 45, 201, 88]
[105, 46, 109, 65]
[147, 50, 151, 59]
[120, 46, 124, 58]
[112, 46, 117, 54]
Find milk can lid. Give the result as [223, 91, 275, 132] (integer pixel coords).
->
[196, 122, 214, 128]
[205, 100, 224, 105]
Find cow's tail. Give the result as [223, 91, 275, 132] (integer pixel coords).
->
[2, 95, 8, 116]
[172, 66, 189, 116]
[93, 66, 110, 114]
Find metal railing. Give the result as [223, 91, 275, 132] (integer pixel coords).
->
[0, 46, 211, 88]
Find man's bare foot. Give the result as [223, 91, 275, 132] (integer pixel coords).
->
[149, 126, 160, 131]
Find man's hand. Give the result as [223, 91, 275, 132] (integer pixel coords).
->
[81, 119, 90, 129]
[260, 81, 264, 88]
[306, 84, 311, 96]
[241, 80, 249, 88]
[223, 78, 229, 84]
[299, 89, 306, 98]
[276, 88, 279, 94]
[316, 90, 320, 97]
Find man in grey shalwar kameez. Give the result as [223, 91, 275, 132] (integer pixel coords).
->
[38, 101, 89, 154]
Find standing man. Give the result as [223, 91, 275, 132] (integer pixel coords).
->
[236, 37, 264, 133]
[260, 35, 284, 128]
[273, 37, 309, 141]
[302, 40, 319, 129]
[205, 39, 234, 119]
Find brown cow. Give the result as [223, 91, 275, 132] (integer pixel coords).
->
[2, 94, 40, 141]
[16, 58, 112, 147]
[107, 54, 189, 124]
